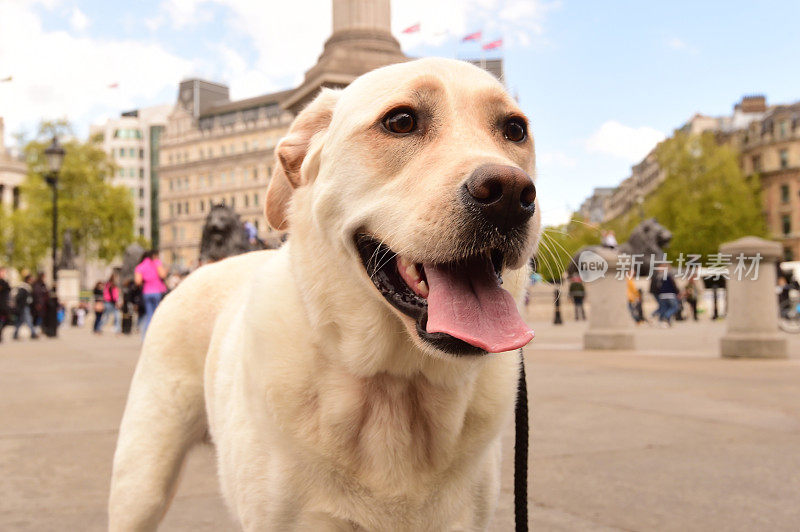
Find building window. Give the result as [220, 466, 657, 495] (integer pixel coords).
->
[785, 247, 795, 262]
[139, 168, 145, 178]
[782, 214, 791, 235]
[253, 167, 258, 180]
[184, 202, 189, 214]
[119, 147, 125, 158]
[169, 204, 174, 217]
[779, 149, 789, 169]
[129, 168, 135, 177]
[200, 201, 205, 212]
[139, 149, 144, 159]
[139, 226, 145, 237]
[781, 184, 790, 203]
[177, 203, 182, 215]
[221, 145, 226, 155]
[751, 155, 761, 173]
[779, 121, 788, 139]
[139, 208, 145, 218]
[139, 187, 145, 198]
[253, 193, 259, 206]
[244, 194, 249, 207]
[118, 168, 125, 177]
[254, 219, 259, 230]
[230, 196, 235, 208]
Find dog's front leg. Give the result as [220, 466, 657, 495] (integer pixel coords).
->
[108, 348, 208, 531]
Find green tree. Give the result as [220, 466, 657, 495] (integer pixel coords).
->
[647, 131, 767, 259]
[538, 216, 602, 282]
[5, 121, 134, 270]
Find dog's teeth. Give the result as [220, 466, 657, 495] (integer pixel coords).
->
[406, 264, 420, 282]
[417, 280, 429, 297]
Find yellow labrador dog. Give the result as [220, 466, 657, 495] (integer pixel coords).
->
[109, 57, 539, 531]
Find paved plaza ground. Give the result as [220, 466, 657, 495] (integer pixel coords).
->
[1, 317, 799, 531]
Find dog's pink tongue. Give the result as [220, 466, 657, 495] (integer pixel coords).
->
[424, 259, 534, 353]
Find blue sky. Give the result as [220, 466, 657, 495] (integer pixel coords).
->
[1, 0, 798, 225]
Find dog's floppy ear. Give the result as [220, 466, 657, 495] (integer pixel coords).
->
[266, 89, 340, 230]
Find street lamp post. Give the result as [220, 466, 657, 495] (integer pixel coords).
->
[44, 136, 65, 288]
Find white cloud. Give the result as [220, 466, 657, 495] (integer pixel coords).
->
[0, 2, 193, 144]
[666, 37, 697, 54]
[586, 121, 665, 163]
[69, 6, 89, 31]
[393, 0, 559, 51]
[153, 0, 558, 101]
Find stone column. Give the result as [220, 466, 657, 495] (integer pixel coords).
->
[582, 247, 635, 350]
[57, 269, 81, 314]
[719, 236, 787, 358]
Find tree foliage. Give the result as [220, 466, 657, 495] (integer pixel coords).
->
[3, 120, 134, 270]
[537, 216, 601, 282]
[539, 131, 769, 280]
[647, 131, 767, 259]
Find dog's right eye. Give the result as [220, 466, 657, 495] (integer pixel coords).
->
[382, 108, 417, 135]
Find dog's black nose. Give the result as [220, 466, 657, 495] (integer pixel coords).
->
[462, 164, 536, 232]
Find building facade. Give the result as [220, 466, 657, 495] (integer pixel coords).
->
[735, 102, 800, 261]
[0, 117, 25, 211]
[584, 96, 789, 236]
[577, 187, 614, 224]
[89, 105, 171, 244]
[158, 0, 407, 268]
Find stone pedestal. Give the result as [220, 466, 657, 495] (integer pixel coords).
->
[582, 248, 635, 350]
[719, 237, 787, 358]
[57, 269, 80, 311]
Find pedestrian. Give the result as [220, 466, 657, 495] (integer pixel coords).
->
[602, 230, 618, 249]
[626, 271, 645, 324]
[92, 281, 105, 334]
[134, 249, 168, 338]
[102, 273, 122, 334]
[31, 272, 49, 336]
[649, 269, 663, 319]
[568, 275, 586, 321]
[13, 274, 38, 340]
[684, 276, 700, 321]
[657, 269, 680, 326]
[0, 266, 11, 342]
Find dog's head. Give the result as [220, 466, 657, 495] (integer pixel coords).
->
[266, 58, 540, 357]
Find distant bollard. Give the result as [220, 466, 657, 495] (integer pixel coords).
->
[581, 247, 635, 350]
[719, 236, 787, 359]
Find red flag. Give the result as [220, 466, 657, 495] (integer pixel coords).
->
[402, 23, 420, 34]
[482, 39, 503, 50]
[462, 31, 482, 42]
[108, 82, 119, 89]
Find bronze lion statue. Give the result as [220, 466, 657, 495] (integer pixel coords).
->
[565, 218, 672, 277]
[199, 204, 258, 264]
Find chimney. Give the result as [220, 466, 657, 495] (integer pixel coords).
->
[736, 95, 767, 113]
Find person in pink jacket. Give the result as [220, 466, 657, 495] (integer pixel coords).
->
[102, 273, 121, 334]
[134, 249, 167, 339]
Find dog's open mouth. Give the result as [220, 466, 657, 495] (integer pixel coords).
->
[355, 235, 534, 355]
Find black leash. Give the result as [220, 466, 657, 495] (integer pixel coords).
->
[514, 349, 528, 532]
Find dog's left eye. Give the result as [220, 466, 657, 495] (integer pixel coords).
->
[383, 108, 417, 135]
[503, 118, 527, 143]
